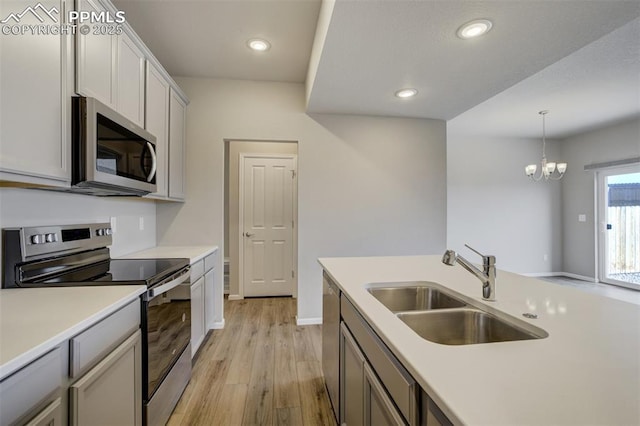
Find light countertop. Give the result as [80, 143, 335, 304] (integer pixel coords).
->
[318, 255, 640, 425]
[119, 245, 218, 264]
[0, 285, 146, 381]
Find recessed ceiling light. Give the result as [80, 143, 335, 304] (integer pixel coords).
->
[395, 88, 418, 99]
[247, 38, 271, 52]
[457, 19, 493, 39]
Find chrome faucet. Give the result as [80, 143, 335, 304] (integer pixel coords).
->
[442, 244, 496, 301]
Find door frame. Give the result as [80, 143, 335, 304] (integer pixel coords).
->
[238, 153, 298, 299]
[596, 164, 640, 290]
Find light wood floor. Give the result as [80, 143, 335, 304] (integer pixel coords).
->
[167, 297, 336, 426]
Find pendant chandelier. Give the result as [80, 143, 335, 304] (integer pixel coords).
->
[525, 110, 567, 181]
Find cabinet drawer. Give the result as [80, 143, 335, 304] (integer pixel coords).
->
[0, 347, 62, 426]
[69, 299, 140, 378]
[204, 253, 216, 272]
[341, 295, 417, 425]
[190, 259, 204, 283]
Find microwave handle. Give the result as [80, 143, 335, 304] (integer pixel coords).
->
[146, 142, 157, 183]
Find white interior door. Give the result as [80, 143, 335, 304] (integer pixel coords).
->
[241, 155, 296, 297]
[597, 164, 640, 290]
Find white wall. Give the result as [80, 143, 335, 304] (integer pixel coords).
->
[0, 188, 157, 276]
[156, 77, 447, 321]
[560, 117, 640, 279]
[446, 132, 563, 274]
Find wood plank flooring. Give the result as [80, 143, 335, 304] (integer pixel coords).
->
[168, 297, 336, 426]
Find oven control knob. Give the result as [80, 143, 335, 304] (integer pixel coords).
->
[105, 228, 113, 236]
[96, 229, 105, 237]
[45, 233, 57, 243]
[30, 234, 45, 244]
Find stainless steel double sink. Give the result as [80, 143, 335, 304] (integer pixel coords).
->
[367, 283, 547, 345]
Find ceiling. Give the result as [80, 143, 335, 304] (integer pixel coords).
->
[112, 0, 321, 83]
[114, 0, 640, 138]
[449, 17, 640, 139]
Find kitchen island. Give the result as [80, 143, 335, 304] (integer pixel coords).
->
[319, 255, 640, 425]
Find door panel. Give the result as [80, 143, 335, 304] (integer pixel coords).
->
[598, 165, 640, 289]
[243, 156, 295, 297]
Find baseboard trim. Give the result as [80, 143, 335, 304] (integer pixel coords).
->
[210, 319, 225, 330]
[228, 294, 243, 300]
[296, 316, 322, 326]
[557, 272, 597, 283]
[521, 271, 596, 283]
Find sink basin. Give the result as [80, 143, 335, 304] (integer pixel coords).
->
[397, 308, 547, 345]
[367, 284, 467, 312]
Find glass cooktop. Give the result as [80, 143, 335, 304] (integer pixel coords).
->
[38, 258, 189, 286]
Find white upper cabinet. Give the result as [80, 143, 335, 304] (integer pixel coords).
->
[0, 0, 71, 185]
[145, 62, 170, 198]
[75, 0, 117, 108]
[168, 89, 187, 201]
[0, 0, 187, 194]
[76, 0, 145, 126]
[116, 33, 145, 127]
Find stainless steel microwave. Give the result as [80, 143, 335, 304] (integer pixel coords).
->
[71, 97, 157, 196]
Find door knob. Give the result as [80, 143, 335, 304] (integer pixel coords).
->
[245, 232, 254, 237]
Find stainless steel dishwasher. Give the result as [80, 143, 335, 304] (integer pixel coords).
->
[322, 271, 340, 422]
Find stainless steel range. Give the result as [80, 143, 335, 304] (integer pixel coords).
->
[2, 223, 192, 426]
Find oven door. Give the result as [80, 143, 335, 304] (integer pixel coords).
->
[144, 270, 191, 401]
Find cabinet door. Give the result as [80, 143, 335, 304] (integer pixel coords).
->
[116, 32, 145, 127]
[0, 348, 62, 426]
[191, 276, 205, 357]
[25, 398, 62, 426]
[145, 61, 170, 198]
[204, 268, 215, 330]
[168, 88, 186, 200]
[364, 363, 406, 426]
[340, 323, 365, 426]
[70, 330, 142, 426]
[0, 0, 70, 184]
[420, 391, 452, 426]
[75, 0, 117, 108]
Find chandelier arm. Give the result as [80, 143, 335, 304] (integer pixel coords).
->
[530, 167, 544, 181]
[549, 173, 564, 181]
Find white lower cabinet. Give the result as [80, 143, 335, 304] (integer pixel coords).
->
[70, 330, 142, 426]
[0, 348, 62, 425]
[25, 398, 63, 426]
[189, 252, 217, 358]
[190, 276, 205, 357]
[204, 268, 215, 330]
[0, 299, 142, 426]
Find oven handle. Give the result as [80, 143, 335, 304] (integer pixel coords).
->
[147, 268, 190, 299]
